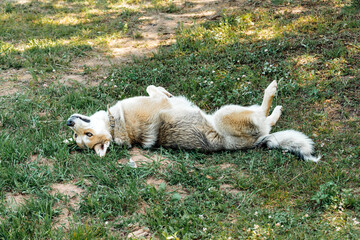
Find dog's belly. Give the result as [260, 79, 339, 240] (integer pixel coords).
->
[157, 110, 225, 151]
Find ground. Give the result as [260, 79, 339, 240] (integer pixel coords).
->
[0, 0, 359, 239]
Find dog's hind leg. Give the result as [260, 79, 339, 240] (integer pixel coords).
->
[146, 85, 173, 98]
[261, 80, 277, 116]
[266, 106, 282, 126]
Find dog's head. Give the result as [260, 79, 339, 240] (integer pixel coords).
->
[66, 111, 112, 157]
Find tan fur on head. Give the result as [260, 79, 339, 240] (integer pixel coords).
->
[67, 111, 112, 156]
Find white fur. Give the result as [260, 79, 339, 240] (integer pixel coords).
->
[257, 130, 321, 162]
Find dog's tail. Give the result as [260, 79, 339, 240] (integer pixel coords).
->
[256, 130, 321, 162]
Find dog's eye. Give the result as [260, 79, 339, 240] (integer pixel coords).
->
[74, 133, 78, 138]
[85, 132, 93, 137]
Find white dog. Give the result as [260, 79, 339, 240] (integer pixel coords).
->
[66, 81, 320, 162]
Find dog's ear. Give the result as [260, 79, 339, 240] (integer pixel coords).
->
[94, 141, 110, 157]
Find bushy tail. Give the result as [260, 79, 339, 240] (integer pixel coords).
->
[256, 130, 321, 162]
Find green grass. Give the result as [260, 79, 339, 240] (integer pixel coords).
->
[1, 0, 360, 239]
[0, 0, 141, 72]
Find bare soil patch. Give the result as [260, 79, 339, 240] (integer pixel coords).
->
[0, 69, 32, 96]
[118, 147, 170, 168]
[218, 163, 238, 170]
[220, 184, 243, 195]
[146, 176, 189, 198]
[5, 192, 31, 209]
[146, 177, 167, 189]
[28, 154, 54, 170]
[50, 182, 85, 230]
[127, 225, 155, 239]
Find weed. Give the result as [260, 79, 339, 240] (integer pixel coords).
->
[311, 181, 358, 211]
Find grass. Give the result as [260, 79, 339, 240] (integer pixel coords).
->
[1, 0, 360, 239]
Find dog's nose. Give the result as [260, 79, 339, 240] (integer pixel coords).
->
[66, 119, 75, 127]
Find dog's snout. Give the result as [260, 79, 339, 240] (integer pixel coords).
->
[66, 119, 75, 127]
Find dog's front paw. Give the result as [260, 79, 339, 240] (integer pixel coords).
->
[114, 138, 132, 148]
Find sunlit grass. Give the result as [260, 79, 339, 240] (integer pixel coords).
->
[36, 15, 85, 26]
[0, 0, 142, 71]
[0, 0, 360, 238]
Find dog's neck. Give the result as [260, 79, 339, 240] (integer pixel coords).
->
[107, 105, 132, 147]
[107, 108, 116, 137]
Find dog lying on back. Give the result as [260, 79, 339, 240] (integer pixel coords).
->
[66, 81, 320, 162]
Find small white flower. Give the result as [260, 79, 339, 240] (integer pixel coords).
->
[268, 215, 272, 219]
[264, 49, 268, 52]
[254, 224, 259, 229]
[212, 70, 215, 73]
[199, 215, 204, 219]
[203, 227, 207, 232]
[336, 227, 341, 231]
[128, 158, 137, 168]
[254, 211, 258, 216]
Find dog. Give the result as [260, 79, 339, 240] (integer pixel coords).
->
[66, 81, 320, 162]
